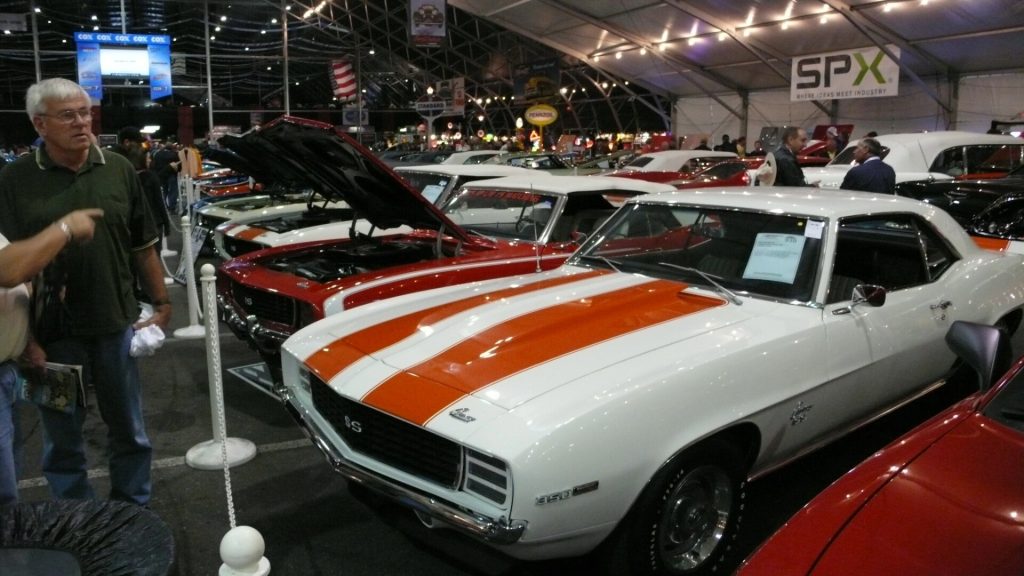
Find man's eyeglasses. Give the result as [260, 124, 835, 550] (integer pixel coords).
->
[39, 109, 92, 124]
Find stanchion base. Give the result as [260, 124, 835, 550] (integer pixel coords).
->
[220, 557, 270, 576]
[186, 438, 257, 470]
[173, 324, 206, 339]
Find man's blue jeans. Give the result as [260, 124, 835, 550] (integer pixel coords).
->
[0, 360, 18, 506]
[39, 327, 152, 505]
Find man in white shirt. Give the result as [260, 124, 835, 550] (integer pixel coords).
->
[0, 208, 101, 505]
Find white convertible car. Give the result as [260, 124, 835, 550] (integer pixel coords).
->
[279, 187, 1024, 575]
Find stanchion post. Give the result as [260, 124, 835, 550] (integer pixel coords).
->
[186, 263, 257, 470]
[173, 215, 206, 340]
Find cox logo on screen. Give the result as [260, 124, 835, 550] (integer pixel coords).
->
[525, 104, 558, 127]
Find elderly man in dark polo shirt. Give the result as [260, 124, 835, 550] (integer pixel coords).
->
[0, 78, 171, 506]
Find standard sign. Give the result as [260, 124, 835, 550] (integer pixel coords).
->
[791, 45, 900, 102]
[525, 104, 558, 127]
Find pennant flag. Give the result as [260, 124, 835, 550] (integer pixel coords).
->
[330, 59, 357, 102]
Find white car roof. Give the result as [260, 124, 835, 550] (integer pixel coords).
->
[461, 174, 678, 196]
[639, 186, 936, 218]
[628, 150, 737, 172]
[846, 131, 1024, 172]
[393, 164, 533, 178]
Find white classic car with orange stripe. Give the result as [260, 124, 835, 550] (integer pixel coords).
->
[280, 188, 1024, 575]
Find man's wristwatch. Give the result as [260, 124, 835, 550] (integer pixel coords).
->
[58, 220, 73, 243]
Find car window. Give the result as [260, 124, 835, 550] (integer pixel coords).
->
[442, 187, 559, 240]
[930, 145, 1024, 177]
[698, 162, 746, 180]
[624, 156, 655, 169]
[832, 214, 956, 296]
[574, 203, 823, 303]
[983, 363, 1024, 433]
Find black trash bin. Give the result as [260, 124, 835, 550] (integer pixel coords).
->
[0, 499, 174, 576]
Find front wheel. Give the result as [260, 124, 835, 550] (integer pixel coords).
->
[617, 440, 745, 576]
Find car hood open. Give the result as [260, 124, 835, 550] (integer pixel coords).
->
[241, 116, 471, 242]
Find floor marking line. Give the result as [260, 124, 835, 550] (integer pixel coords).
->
[16, 437, 312, 489]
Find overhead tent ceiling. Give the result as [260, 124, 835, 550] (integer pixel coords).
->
[452, 0, 1024, 103]
[0, 0, 1022, 131]
[0, 0, 673, 133]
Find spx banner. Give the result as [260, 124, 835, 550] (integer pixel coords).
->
[790, 45, 900, 102]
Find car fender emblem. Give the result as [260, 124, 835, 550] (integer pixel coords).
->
[449, 407, 476, 423]
[790, 401, 813, 426]
[296, 281, 311, 288]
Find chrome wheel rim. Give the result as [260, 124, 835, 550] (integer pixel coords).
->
[657, 464, 733, 571]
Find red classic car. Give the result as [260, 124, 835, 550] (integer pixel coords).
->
[608, 158, 752, 189]
[215, 117, 675, 387]
[738, 320, 1024, 575]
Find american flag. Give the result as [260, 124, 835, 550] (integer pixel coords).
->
[330, 59, 356, 101]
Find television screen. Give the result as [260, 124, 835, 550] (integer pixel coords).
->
[100, 48, 150, 76]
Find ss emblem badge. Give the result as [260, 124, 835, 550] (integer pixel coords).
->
[344, 415, 362, 433]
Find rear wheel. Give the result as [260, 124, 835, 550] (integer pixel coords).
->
[617, 440, 745, 576]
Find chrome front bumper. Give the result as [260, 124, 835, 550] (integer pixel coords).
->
[283, 395, 527, 545]
[217, 294, 292, 354]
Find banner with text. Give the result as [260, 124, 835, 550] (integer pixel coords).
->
[791, 45, 900, 102]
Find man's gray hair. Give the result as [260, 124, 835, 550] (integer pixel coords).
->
[25, 78, 91, 120]
[861, 138, 883, 157]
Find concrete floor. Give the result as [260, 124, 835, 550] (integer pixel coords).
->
[9, 233, 1000, 576]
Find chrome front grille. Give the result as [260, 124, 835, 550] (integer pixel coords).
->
[231, 281, 296, 326]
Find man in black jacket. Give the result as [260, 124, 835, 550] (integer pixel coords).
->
[773, 126, 810, 186]
[840, 138, 896, 194]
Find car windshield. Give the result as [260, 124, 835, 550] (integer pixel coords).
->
[397, 171, 451, 204]
[830, 143, 891, 166]
[983, 361, 1024, 434]
[570, 202, 824, 302]
[442, 187, 559, 240]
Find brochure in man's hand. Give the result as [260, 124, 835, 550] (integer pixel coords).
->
[16, 362, 86, 413]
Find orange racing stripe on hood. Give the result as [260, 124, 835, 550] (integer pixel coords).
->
[236, 227, 267, 241]
[362, 280, 726, 425]
[304, 269, 608, 383]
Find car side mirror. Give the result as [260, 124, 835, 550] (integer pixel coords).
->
[852, 284, 886, 307]
[946, 320, 1013, 392]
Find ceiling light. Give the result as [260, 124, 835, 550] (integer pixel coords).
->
[718, 32, 727, 41]
[593, 55, 600, 61]
[745, 8, 755, 26]
[743, 28, 752, 37]
[820, 15, 828, 24]
[271, 18, 278, 24]
[220, 15, 227, 22]
[2, 30, 10, 35]
[210, 35, 216, 40]
[140, 125, 160, 134]
[624, 81, 629, 85]
[260, 30, 266, 34]
[615, 51, 622, 59]
[266, 66, 272, 70]
[601, 82, 608, 89]
[688, 37, 697, 46]
[92, 25, 99, 31]
[295, 81, 300, 85]
[883, 3, 893, 11]
[90, 15, 98, 21]
[368, 48, 375, 55]
[781, 22, 789, 30]
[215, 26, 221, 32]
[244, 46, 249, 51]
[639, 47, 646, 55]
[34, 7, 41, 12]
[659, 43, 667, 51]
